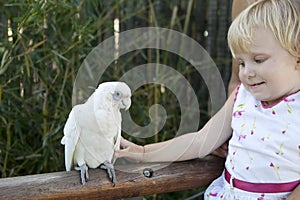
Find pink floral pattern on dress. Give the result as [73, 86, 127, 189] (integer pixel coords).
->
[284, 97, 295, 114]
[250, 117, 256, 135]
[269, 162, 281, 180]
[205, 84, 300, 200]
[275, 142, 284, 156]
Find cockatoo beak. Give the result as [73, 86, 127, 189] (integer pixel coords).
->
[122, 98, 131, 110]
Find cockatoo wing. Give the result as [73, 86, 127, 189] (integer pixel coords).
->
[61, 107, 81, 171]
[111, 127, 122, 164]
[93, 91, 122, 164]
[114, 128, 121, 151]
[93, 106, 121, 164]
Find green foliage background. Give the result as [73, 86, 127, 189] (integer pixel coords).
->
[0, 0, 232, 199]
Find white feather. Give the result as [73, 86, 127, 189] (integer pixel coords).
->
[61, 108, 80, 171]
[61, 82, 131, 171]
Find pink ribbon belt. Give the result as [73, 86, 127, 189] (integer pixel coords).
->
[224, 168, 300, 193]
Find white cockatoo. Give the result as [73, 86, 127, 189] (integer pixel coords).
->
[61, 81, 131, 185]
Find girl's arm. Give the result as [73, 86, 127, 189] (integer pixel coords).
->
[287, 184, 300, 200]
[115, 88, 236, 162]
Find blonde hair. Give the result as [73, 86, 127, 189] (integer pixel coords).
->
[228, 0, 300, 58]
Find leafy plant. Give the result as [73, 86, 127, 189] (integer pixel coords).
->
[0, 0, 231, 199]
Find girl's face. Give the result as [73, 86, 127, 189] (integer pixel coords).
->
[235, 27, 300, 105]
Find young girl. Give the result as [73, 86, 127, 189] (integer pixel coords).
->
[115, 0, 300, 199]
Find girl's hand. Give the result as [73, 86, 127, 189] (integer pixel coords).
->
[115, 137, 145, 162]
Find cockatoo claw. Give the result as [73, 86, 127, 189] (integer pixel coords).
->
[75, 164, 89, 185]
[100, 161, 116, 186]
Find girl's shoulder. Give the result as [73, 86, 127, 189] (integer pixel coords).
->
[234, 83, 300, 110]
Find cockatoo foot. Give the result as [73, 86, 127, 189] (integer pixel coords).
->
[75, 164, 89, 185]
[100, 161, 116, 186]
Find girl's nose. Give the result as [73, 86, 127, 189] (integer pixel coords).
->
[242, 64, 256, 78]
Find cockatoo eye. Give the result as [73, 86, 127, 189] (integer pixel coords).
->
[112, 91, 122, 101]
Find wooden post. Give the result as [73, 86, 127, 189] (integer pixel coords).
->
[0, 156, 224, 200]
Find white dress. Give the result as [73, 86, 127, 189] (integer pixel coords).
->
[205, 83, 300, 200]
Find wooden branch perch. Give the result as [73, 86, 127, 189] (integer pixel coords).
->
[0, 156, 224, 200]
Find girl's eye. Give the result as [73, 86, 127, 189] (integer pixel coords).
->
[254, 58, 266, 64]
[238, 61, 245, 67]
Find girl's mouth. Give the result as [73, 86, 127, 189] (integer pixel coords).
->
[251, 82, 263, 86]
[249, 82, 265, 88]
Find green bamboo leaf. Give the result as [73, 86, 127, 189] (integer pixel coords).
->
[0, 84, 2, 102]
[51, 50, 70, 62]
[0, 50, 11, 75]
